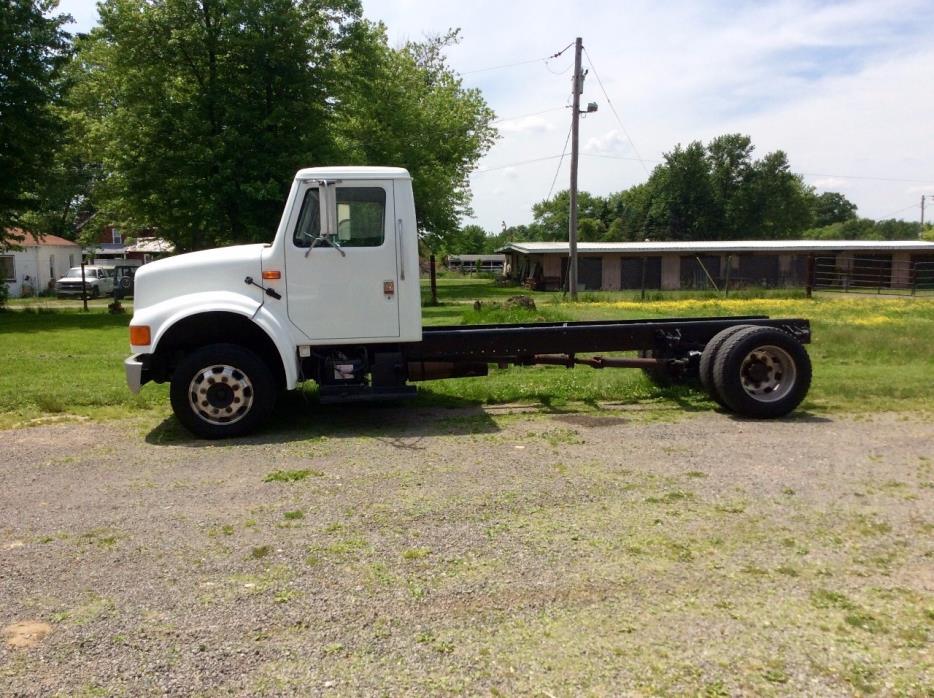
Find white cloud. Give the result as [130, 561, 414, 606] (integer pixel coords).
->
[809, 177, 855, 191]
[53, 0, 934, 230]
[496, 116, 555, 134]
[583, 130, 628, 155]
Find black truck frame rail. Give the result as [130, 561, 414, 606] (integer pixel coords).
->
[404, 315, 810, 362]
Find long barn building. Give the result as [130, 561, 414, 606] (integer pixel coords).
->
[498, 240, 934, 292]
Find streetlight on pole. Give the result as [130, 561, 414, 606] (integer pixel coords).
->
[567, 38, 597, 300]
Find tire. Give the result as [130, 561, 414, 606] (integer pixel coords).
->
[90, 286, 100, 299]
[699, 324, 756, 407]
[712, 326, 812, 419]
[170, 343, 276, 439]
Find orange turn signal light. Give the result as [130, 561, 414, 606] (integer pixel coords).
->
[129, 325, 151, 346]
[262, 270, 281, 280]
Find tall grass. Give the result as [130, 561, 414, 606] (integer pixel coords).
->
[1, 280, 931, 427]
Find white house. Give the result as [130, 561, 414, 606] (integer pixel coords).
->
[1, 230, 83, 298]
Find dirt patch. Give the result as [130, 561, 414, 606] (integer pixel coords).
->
[3, 621, 51, 649]
[0, 409, 931, 695]
[551, 413, 629, 428]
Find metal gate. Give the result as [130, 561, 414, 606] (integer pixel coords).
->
[813, 256, 934, 296]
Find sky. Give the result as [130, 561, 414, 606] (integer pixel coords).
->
[55, 0, 934, 233]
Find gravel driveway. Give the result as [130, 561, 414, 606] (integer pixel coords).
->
[1, 406, 932, 696]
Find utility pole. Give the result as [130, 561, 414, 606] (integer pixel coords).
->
[922, 195, 927, 237]
[568, 37, 583, 300]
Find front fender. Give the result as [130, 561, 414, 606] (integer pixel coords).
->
[131, 291, 300, 389]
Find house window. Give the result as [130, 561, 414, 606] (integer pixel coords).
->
[112, 229, 122, 245]
[0, 255, 14, 282]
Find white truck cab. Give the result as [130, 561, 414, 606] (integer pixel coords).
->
[126, 167, 422, 436]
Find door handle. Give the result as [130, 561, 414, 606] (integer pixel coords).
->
[397, 218, 405, 280]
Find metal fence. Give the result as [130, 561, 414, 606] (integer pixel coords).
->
[813, 256, 934, 296]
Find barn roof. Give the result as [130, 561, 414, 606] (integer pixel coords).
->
[498, 240, 934, 255]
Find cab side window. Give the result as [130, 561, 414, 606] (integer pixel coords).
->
[292, 188, 321, 248]
[336, 188, 385, 247]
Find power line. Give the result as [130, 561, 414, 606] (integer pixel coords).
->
[585, 153, 934, 185]
[582, 46, 650, 176]
[879, 202, 920, 218]
[546, 125, 573, 201]
[492, 106, 567, 125]
[460, 56, 552, 76]
[583, 153, 661, 164]
[472, 154, 565, 175]
[801, 172, 934, 184]
[461, 42, 576, 77]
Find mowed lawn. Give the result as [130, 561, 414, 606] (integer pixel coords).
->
[0, 280, 932, 428]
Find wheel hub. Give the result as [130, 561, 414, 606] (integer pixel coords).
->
[739, 345, 796, 403]
[188, 365, 254, 425]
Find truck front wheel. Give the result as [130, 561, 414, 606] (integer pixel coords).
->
[169, 343, 276, 438]
[711, 327, 811, 419]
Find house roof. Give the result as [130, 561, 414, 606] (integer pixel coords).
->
[127, 237, 175, 254]
[3, 229, 81, 249]
[498, 240, 934, 255]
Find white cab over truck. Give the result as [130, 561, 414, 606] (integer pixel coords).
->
[125, 167, 814, 438]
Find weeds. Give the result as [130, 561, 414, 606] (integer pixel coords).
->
[263, 469, 321, 483]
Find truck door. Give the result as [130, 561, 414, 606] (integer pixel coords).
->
[284, 180, 400, 341]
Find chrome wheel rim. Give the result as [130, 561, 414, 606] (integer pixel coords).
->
[739, 345, 796, 403]
[188, 364, 254, 425]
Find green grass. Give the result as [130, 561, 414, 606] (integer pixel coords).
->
[419, 279, 934, 413]
[263, 469, 320, 483]
[1, 279, 932, 428]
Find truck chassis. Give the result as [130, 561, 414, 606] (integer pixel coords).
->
[133, 314, 812, 438]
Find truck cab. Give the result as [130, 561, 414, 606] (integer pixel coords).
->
[126, 167, 422, 436]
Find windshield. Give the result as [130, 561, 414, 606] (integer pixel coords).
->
[64, 268, 95, 278]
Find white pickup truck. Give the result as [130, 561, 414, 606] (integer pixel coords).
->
[56, 265, 115, 298]
[126, 166, 813, 438]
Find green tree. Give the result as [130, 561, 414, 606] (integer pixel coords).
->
[738, 150, 814, 238]
[332, 25, 495, 247]
[810, 191, 858, 227]
[0, 0, 72, 246]
[440, 223, 489, 255]
[804, 217, 924, 241]
[71, 0, 360, 251]
[531, 190, 607, 241]
[649, 141, 719, 240]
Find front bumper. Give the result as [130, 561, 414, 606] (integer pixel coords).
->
[57, 285, 97, 296]
[124, 354, 151, 394]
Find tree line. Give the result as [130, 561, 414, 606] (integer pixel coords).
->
[443, 134, 931, 255]
[1, 0, 495, 251]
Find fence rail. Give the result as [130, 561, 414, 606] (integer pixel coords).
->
[813, 256, 934, 296]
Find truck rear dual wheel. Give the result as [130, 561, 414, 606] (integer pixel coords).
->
[169, 343, 276, 439]
[710, 326, 812, 419]
[699, 324, 755, 407]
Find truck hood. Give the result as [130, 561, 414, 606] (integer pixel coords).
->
[133, 244, 266, 310]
